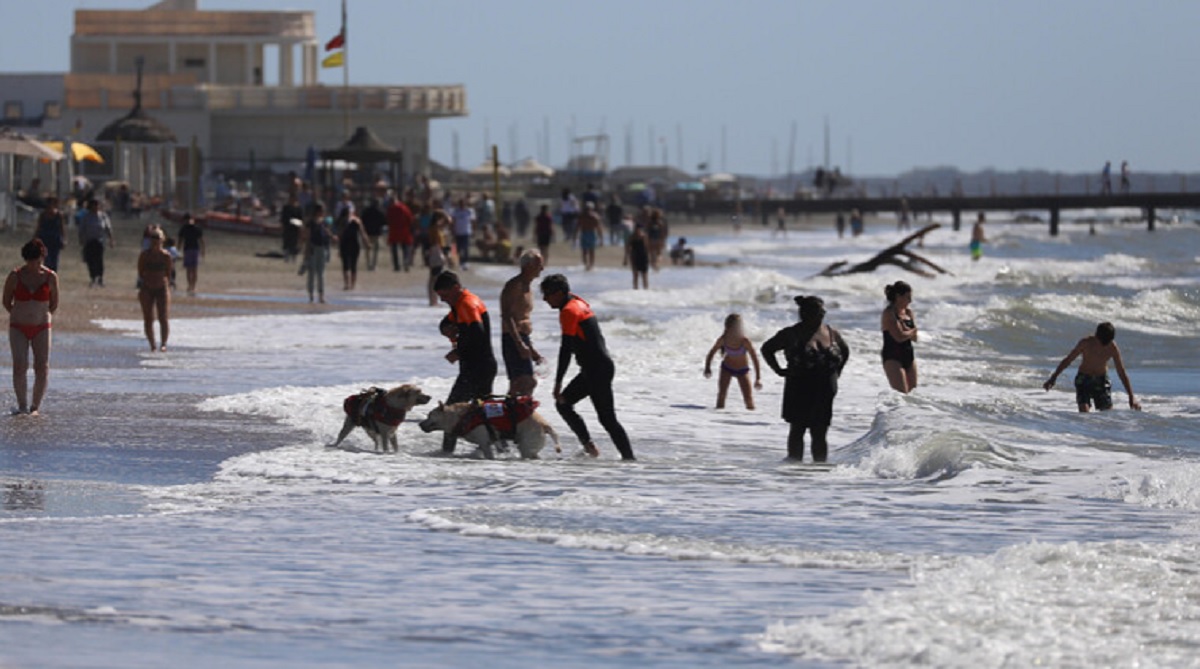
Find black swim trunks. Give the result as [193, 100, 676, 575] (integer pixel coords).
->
[502, 331, 535, 379]
[1074, 373, 1112, 411]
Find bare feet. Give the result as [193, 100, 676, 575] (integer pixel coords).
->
[583, 442, 600, 457]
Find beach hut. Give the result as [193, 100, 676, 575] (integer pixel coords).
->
[94, 58, 178, 204]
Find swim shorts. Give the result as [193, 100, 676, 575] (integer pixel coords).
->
[183, 249, 200, 268]
[969, 239, 982, 260]
[579, 230, 597, 251]
[502, 331, 535, 379]
[1074, 373, 1112, 410]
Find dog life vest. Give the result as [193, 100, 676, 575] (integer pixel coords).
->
[343, 387, 408, 427]
[455, 396, 538, 439]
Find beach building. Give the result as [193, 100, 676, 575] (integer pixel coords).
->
[1, 0, 466, 192]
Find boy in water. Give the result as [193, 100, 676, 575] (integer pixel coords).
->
[1043, 322, 1141, 412]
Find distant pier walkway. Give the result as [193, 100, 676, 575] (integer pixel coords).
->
[705, 193, 1200, 235]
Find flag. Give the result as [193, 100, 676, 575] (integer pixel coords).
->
[321, 51, 344, 68]
[325, 31, 344, 51]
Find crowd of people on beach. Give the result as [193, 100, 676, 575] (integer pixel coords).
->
[5, 176, 1143, 461]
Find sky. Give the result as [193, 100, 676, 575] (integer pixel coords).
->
[2, 0, 1197, 177]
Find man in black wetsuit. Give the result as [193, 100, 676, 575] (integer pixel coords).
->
[540, 273, 636, 461]
[435, 271, 498, 453]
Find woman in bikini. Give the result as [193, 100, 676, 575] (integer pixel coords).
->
[138, 228, 173, 352]
[3, 240, 59, 415]
[704, 313, 763, 410]
[881, 281, 918, 393]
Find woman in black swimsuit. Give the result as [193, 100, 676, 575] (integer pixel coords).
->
[137, 229, 173, 352]
[881, 281, 918, 393]
[762, 295, 850, 462]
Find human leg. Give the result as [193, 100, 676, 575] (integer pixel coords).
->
[786, 423, 807, 460]
[556, 374, 596, 454]
[735, 372, 755, 410]
[392, 243, 401, 271]
[908, 359, 918, 391]
[715, 369, 732, 409]
[156, 288, 170, 351]
[810, 425, 829, 462]
[883, 360, 910, 393]
[29, 328, 50, 412]
[587, 380, 635, 460]
[138, 289, 157, 350]
[9, 328, 30, 412]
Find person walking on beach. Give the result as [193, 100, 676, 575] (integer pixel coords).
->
[360, 198, 387, 271]
[849, 209, 864, 237]
[704, 313, 763, 410]
[387, 195, 415, 272]
[176, 213, 205, 296]
[301, 203, 334, 303]
[970, 213, 987, 261]
[450, 198, 475, 270]
[424, 216, 448, 306]
[773, 207, 788, 238]
[137, 229, 173, 352]
[881, 281, 918, 393]
[4, 240, 58, 415]
[1101, 161, 1113, 195]
[534, 204, 554, 262]
[646, 209, 668, 269]
[540, 273, 636, 460]
[280, 194, 303, 262]
[624, 224, 650, 289]
[1043, 322, 1140, 412]
[78, 198, 114, 287]
[338, 213, 369, 290]
[577, 202, 603, 271]
[499, 249, 545, 397]
[514, 198, 531, 239]
[761, 296, 851, 462]
[559, 188, 580, 249]
[605, 195, 624, 245]
[33, 197, 67, 272]
[898, 199, 912, 232]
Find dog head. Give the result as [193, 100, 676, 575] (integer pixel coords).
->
[386, 384, 432, 413]
[418, 402, 447, 433]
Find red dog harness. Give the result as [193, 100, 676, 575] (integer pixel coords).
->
[454, 396, 539, 440]
[343, 387, 408, 428]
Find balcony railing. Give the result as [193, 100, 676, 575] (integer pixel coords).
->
[64, 84, 467, 116]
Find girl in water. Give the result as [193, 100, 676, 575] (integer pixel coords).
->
[4, 240, 59, 415]
[881, 281, 918, 393]
[704, 314, 763, 410]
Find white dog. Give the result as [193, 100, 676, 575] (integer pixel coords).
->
[418, 396, 560, 459]
[331, 384, 432, 452]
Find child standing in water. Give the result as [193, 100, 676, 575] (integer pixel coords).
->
[704, 314, 763, 410]
[1044, 321, 1141, 412]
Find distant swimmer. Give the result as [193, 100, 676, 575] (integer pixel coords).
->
[577, 202, 603, 271]
[704, 314, 763, 410]
[540, 273, 636, 460]
[970, 213, 987, 261]
[499, 249, 545, 397]
[1043, 321, 1141, 412]
[761, 296, 850, 462]
[880, 281, 918, 394]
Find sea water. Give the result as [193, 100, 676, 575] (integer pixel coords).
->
[2, 220, 1199, 667]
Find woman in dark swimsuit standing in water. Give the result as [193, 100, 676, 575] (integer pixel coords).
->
[762, 296, 850, 462]
[881, 281, 918, 393]
[138, 228, 173, 351]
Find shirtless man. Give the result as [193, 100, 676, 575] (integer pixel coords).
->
[500, 250, 545, 396]
[577, 203, 603, 271]
[1043, 321, 1140, 412]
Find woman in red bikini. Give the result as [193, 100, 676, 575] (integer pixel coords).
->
[703, 313, 763, 410]
[3, 240, 59, 415]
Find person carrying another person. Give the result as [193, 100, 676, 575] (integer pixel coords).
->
[540, 273, 636, 460]
[1043, 322, 1140, 412]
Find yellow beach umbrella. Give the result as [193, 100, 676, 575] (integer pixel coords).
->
[44, 141, 105, 164]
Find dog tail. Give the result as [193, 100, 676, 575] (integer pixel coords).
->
[543, 422, 562, 454]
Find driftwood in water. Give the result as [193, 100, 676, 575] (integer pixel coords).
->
[818, 224, 951, 278]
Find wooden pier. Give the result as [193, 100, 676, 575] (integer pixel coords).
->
[722, 193, 1200, 236]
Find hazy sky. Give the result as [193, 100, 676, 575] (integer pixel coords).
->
[2, 0, 1197, 176]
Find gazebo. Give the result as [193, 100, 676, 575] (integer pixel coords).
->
[320, 126, 403, 194]
[95, 57, 178, 203]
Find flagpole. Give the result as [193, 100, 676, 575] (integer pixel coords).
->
[341, 0, 349, 138]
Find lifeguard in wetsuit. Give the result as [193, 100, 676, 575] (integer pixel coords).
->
[540, 273, 635, 461]
[435, 271, 497, 406]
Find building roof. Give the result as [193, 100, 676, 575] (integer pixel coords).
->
[74, 6, 314, 40]
[320, 126, 398, 162]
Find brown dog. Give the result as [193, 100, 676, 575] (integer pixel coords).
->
[331, 384, 432, 452]
[418, 396, 560, 459]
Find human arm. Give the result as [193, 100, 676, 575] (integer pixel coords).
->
[703, 337, 722, 377]
[47, 271, 59, 314]
[2, 272, 15, 314]
[833, 327, 851, 373]
[882, 308, 916, 343]
[760, 330, 787, 377]
[554, 335, 573, 402]
[1044, 340, 1084, 390]
[508, 316, 541, 362]
[1112, 344, 1141, 410]
[745, 337, 764, 389]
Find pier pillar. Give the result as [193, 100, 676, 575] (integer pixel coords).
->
[1147, 206, 1156, 232]
[1049, 208, 1059, 236]
[952, 209, 961, 231]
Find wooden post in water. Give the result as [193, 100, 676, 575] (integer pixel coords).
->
[1049, 207, 1060, 236]
[1147, 206, 1156, 232]
[952, 209, 961, 231]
